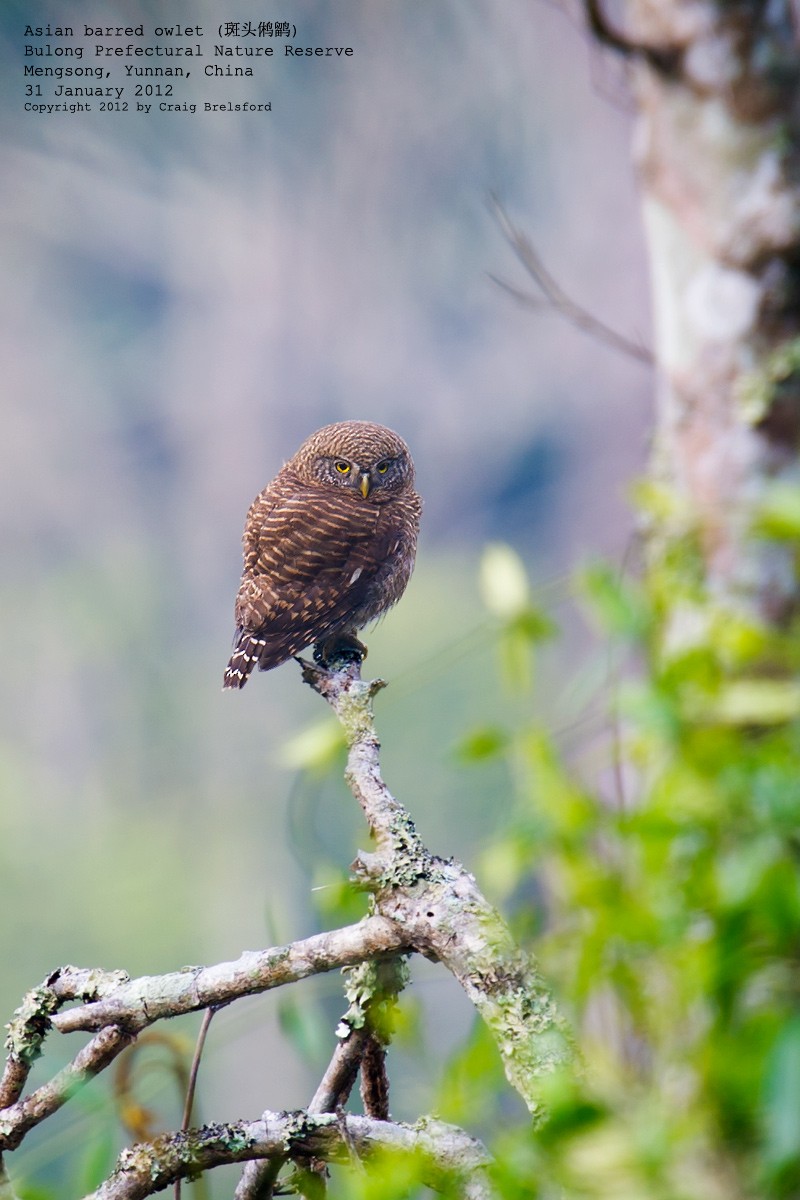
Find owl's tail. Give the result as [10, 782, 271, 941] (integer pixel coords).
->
[223, 628, 267, 690]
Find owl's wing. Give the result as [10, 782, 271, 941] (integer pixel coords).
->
[234, 484, 399, 658]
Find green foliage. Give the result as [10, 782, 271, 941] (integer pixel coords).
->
[330, 1147, 448, 1200]
[736, 337, 800, 425]
[480, 543, 556, 692]
[755, 481, 800, 540]
[279, 719, 348, 773]
[438, 1018, 514, 1127]
[75, 1122, 118, 1197]
[447, 541, 800, 1199]
[8, 535, 800, 1199]
[277, 992, 332, 1066]
[310, 863, 370, 928]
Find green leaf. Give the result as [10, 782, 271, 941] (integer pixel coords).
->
[580, 563, 650, 639]
[479, 835, 529, 899]
[455, 726, 509, 762]
[278, 719, 346, 770]
[310, 865, 367, 926]
[77, 1124, 117, 1194]
[715, 838, 779, 908]
[480, 543, 530, 619]
[277, 994, 329, 1066]
[755, 483, 800, 539]
[705, 680, 800, 725]
[509, 608, 557, 644]
[763, 1016, 800, 1167]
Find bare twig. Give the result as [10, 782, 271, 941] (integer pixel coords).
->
[175, 1007, 218, 1200]
[0, 1155, 20, 1200]
[489, 195, 654, 366]
[235, 955, 409, 1198]
[232, 1157, 283, 1200]
[359, 1035, 389, 1120]
[309, 1029, 370, 1115]
[583, 0, 681, 71]
[0, 1062, 28, 1118]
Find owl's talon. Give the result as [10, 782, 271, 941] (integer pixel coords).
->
[313, 634, 368, 669]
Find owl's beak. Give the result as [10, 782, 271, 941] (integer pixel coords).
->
[359, 473, 370, 499]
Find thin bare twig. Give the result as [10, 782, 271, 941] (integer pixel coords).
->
[0, 1155, 21, 1200]
[489, 195, 654, 366]
[175, 1007, 218, 1200]
[584, 0, 681, 71]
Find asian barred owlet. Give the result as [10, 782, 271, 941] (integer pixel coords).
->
[223, 421, 421, 688]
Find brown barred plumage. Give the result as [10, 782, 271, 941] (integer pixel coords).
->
[223, 421, 421, 689]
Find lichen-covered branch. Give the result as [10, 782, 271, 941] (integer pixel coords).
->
[83, 1112, 492, 1200]
[300, 658, 573, 1121]
[51, 917, 405, 1036]
[0, 1026, 135, 1152]
[234, 955, 410, 1199]
[1, 973, 136, 1150]
[2, 657, 562, 1192]
[1, 918, 405, 1154]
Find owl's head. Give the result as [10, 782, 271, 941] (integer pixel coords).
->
[295, 421, 415, 501]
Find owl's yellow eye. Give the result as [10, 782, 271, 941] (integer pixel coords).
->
[334, 461, 351, 475]
[376, 460, 390, 474]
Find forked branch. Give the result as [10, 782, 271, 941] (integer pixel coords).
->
[298, 656, 573, 1120]
[1, 657, 571, 1196]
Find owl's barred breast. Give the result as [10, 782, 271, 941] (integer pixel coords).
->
[223, 421, 421, 689]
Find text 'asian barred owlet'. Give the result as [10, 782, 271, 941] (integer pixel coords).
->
[223, 421, 422, 689]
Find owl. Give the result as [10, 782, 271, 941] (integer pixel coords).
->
[223, 421, 421, 689]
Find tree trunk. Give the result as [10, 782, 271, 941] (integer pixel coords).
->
[617, 0, 800, 626]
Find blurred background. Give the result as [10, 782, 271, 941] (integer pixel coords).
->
[0, 0, 651, 1193]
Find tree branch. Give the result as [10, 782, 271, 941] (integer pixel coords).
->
[51, 918, 405, 1036]
[298, 657, 574, 1121]
[583, 0, 681, 72]
[1, 919, 406, 1155]
[83, 1112, 493, 1200]
[489, 195, 654, 366]
[308, 1028, 370, 1115]
[1, 1026, 136, 1152]
[234, 955, 409, 1199]
[359, 1034, 389, 1120]
[2, 656, 567, 1192]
